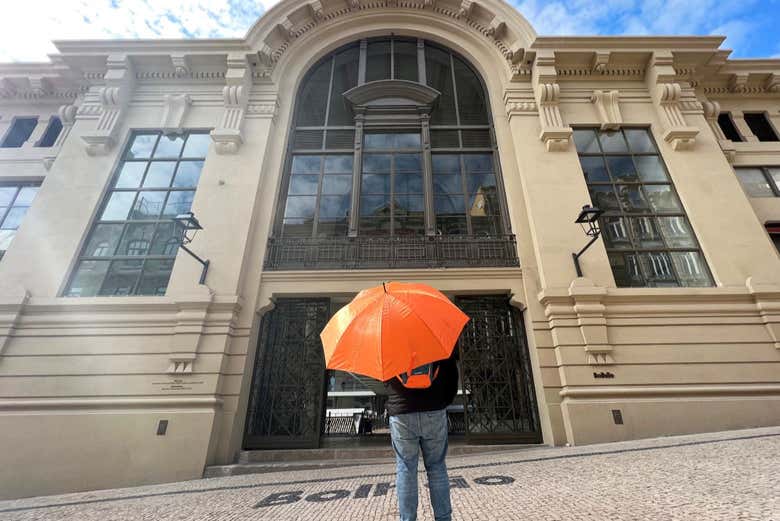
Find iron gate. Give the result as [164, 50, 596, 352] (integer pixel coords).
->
[244, 298, 329, 449]
[456, 295, 541, 444]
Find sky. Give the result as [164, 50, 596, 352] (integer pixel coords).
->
[1, 0, 779, 63]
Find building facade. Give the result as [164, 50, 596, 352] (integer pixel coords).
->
[1, 0, 779, 500]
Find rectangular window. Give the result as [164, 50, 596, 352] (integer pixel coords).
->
[0, 182, 41, 260]
[64, 131, 210, 297]
[573, 127, 713, 287]
[735, 167, 780, 198]
[717, 113, 743, 142]
[35, 116, 63, 147]
[1, 117, 38, 148]
[767, 223, 780, 254]
[743, 113, 779, 142]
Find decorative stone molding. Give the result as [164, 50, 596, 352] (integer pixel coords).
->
[504, 88, 537, 118]
[487, 17, 505, 38]
[765, 73, 780, 93]
[43, 102, 79, 170]
[568, 278, 613, 365]
[309, 0, 324, 18]
[211, 53, 252, 155]
[170, 53, 190, 77]
[457, 0, 474, 19]
[80, 54, 135, 156]
[746, 277, 780, 351]
[160, 93, 192, 134]
[590, 90, 622, 130]
[537, 83, 571, 151]
[0, 288, 30, 359]
[702, 99, 736, 163]
[657, 83, 699, 150]
[729, 72, 749, 93]
[246, 100, 280, 121]
[591, 51, 610, 74]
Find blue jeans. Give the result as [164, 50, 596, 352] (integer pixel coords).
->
[389, 409, 452, 521]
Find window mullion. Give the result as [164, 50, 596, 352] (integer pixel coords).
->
[348, 115, 364, 237]
[358, 40, 367, 85]
[421, 115, 435, 235]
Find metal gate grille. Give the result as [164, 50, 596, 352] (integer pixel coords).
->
[244, 298, 329, 449]
[456, 295, 541, 443]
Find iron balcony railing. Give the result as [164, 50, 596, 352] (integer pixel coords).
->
[263, 234, 520, 270]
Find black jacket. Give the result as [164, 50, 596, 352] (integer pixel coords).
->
[384, 348, 459, 416]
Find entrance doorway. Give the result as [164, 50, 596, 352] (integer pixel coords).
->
[243, 295, 541, 450]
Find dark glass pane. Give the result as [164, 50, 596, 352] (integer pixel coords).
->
[142, 162, 176, 188]
[573, 129, 601, 153]
[361, 174, 390, 194]
[101, 192, 136, 221]
[2, 207, 28, 229]
[580, 157, 610, 183]
[735, 168, 774, 197]
[328, 46, 359, 126]
[658, 216, 696, 248]
[463, 154, 492, 172]
[115, 162, 147, 188]
[289, 175, 320, 195]
[436, 216, 467, 235]
[602, 216, 632, 249]
[432, 155, 460, 174]
[634, 156, 669, 183]
[394, 40, 418, 82]
[366, 40, 391, 82]
[318, 195, 351, 220]
[644, 185, 682, 213]
[471, 215, 500, 236]
[154, 135, 185, 158]
[360, 217, 390, 236]
[431, 130, 459, 148]
[0, 187, 17, 206]
[296, 58, 332, 126]
[461, 129, 491, 148]
[294, 130, 324, 149]
[14, 187, 38, 205]
[616, 185, 649, 213]
[316, 222, 348, 237]
[137, 260, 174, 295]
[395, 173, 423, 193]
[161, 191, 194, 217]
[150, 222, 181, 255]
[744, 113, 779, 142]
[434, 194, 465, 214]
[466, 173, 496, 193]
[394, 195, 424, 216]
[362, 154, 391, 173]
[99, 260, 143, 296]
[395, 217, 424, 235]
[768, 168, 780, 192]
[364, 133, 420, 149]
[360, 195, 390, 217]
[85, 224, 124, 257]
[128, 134, 158, 159]
[36, 117, 62, 147]
[173, 161, 203, 188]
[182, 133, 211, 157]
[433, 174, 462, 194]
[66, 260, 110, 297]
[284, 196, 317, 218]
[425, 46, 457, 125]
[395, 154, 422, 172]
[671, 251, 711, 286]
[624, 129, 656, 153]
[598, 130, 629, 153]
[609, 252, 644, 287]
[1, 117, 37, 148]
[606, 156, 638, 182]
[717, 113, 743, 142]
[453, 56, 488, 125]
[117, 223, 156, 256]
[322, 175, 352, 195]
[282, 219, 313, 237]
[630, 217, 664, 249]
[324, 155, 353, 173]
[587, 186, 620, 212]
[639, 252, 677, 286]
[131, 191, 167, 219]
[291, 155, 322, 175]
[325, 130, 355, 149]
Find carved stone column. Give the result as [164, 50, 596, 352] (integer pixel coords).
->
[81, 54, 135, 156]
[211, 53, 252, 154]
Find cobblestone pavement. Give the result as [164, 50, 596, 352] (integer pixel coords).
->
[1, 427, 778, 521]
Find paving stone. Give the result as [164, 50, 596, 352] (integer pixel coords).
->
[0, 427, 778, 520]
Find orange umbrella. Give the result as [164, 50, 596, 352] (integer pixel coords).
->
[320, 282, 469, 381]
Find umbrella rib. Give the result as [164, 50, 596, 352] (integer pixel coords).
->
[388, 292, 457, 362]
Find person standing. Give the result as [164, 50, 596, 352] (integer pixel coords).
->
[384, 348, 459, 521]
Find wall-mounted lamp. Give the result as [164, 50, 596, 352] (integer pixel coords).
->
[174, 212, 210, 285]
[572, 204, 604, 277]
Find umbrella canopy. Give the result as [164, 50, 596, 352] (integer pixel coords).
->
[320, 282, 470, 381]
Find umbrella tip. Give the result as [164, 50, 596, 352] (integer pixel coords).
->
[382, 281, 387, 293]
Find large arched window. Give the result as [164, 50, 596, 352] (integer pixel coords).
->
[274, 37, 510, 239]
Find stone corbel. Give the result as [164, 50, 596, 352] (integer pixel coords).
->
[211, 53, 252, 155]
[276, 17, 295, 40]
[0, 287, 30, 359]
[729, 73, 749, 93]
[457, 0, 474, 19]
[487, 17, 506, 38]
[569, 278, 613, 365]
[308, 0, 324, 19]
[702, 100, 736, 162]
[160, 94, 192, 134]
[43, 102, 78, 170]
[765, 73, 780, 93]
[591, 51, 610, 74]
[746, 277, 780, 351]
[81, 54, 135, 156]
[0, 77, 16, 97]
[537, 83, 572, 151]
[168, 292, 213, 374]
[657, 83, 699, 150]
[170, 54, 190, 78]
[590, 90, 622, 130]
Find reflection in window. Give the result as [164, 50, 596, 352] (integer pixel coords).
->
[65, 131, 209, 297]
[574, 127, 712, 287]
[0, 183, 41, 259]
[735, 167, 780, 198]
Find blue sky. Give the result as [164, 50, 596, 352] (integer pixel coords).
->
[1, 0, 779, 63]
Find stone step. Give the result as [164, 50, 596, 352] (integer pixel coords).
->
[204, 443, 538, 479]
